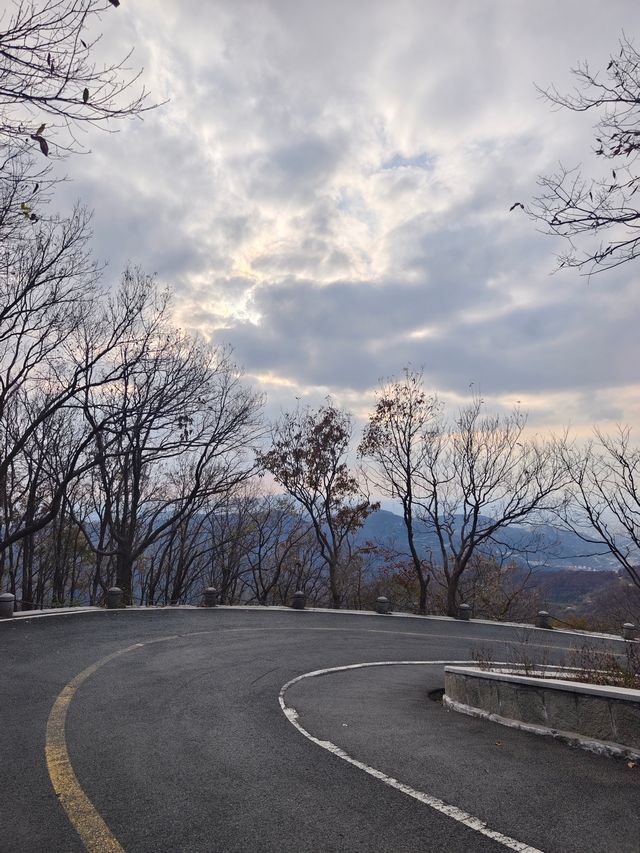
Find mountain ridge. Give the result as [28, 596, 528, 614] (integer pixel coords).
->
[355, 508, 618, 572]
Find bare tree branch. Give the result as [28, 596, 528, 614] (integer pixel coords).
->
[529, 35, 640, 274]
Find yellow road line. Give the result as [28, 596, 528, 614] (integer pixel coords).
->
[45, 637, 178, 853]
[43, 622, 575, 852]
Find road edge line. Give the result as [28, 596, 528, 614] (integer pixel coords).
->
[278, 660, 544, 853]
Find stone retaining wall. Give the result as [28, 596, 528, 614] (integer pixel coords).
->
[444, 666, 640, 757]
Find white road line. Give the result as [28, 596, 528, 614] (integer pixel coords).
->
[278, 660, 544, 853]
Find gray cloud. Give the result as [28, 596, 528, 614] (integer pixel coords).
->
[48, 0, 640, 431]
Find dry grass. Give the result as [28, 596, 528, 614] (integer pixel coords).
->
[471, 635, 640, 690]
[563, 641, 640, 690]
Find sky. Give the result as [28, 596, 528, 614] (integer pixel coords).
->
[56, 0, 640, 435]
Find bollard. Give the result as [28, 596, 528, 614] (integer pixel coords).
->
[622, 623, 636, 641]
[375, 596, 391, 615]
[291, 591, 306, 610]
[457, 603, 471, 621]
[203, 587, 218, 607]
[536, 610, 552, 629]
[106, 587, 124, 609]
[0, 592, 15, 618]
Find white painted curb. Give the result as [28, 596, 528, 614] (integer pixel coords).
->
[279, 661, 543, 853]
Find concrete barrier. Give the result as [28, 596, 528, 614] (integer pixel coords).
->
[0, 593, 15, 618]
[106, 587, 124, 609]
[291, 591, 306, 610]
[444, 665, 640, 759]
[203, 587, 218, 607]
[536, 610, 552, 629]
[457, 603, 471, 621]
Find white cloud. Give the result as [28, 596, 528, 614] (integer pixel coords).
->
[55, 0, 640, 431]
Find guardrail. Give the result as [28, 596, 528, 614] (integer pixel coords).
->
[0, 590, 637, 641]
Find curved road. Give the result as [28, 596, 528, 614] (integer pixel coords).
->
[2, 608, 638, 852]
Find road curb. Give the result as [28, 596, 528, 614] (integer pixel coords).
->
[0, 603, 632, 645]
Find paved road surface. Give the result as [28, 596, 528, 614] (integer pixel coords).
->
[2, 608, 638, 852]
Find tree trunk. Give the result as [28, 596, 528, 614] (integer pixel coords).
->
[20, 534, 34, 610]
[418, 573, 429, 615]
[328, 561, 341, 609]
[404, 503, 428, 614]
[116, 551, 134, 605]
[446, 582, 457, 617]
[446, 569, 463, 617]
[52, 512, 66, 605]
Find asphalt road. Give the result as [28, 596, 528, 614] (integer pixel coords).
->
[1, 607, 638, 852]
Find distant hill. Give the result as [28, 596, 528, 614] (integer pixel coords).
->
[355, 508, 618, 571]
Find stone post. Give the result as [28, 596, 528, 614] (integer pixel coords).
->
[291, 591, 306, 610]
[375, 596, 391, 614]
[0, 592, 15, 618]
[622, 623, 636, 641]
[457, 603, 471, 621]
[106, 587, 124, 609]
[536, 610, 552, 629]
[203, 587, 218, 607]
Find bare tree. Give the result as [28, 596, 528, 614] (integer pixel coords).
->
[48, 475, 94, 606]
[0, 0, 155, 246]
[0, 393, 99, 608]
[273, 528, 327, 606]
[359, 367, 440, 614]
[0, 0, 158, 572]
[79, 292, 262, 603]
[0, 2, 186, 609]
[260, 403, 378, 609]
[416, 397, 566, 617]
[529, 35, 640, 274]
[242, 494, 315, 606]
[0, 0, 152, 148]
[9, 402, 83, 607]
[456, 554, 540, 622]
[204, 491, 256, 605]
[562, 426, 640, 591]
[141, 489, 213, 606]
[0, 254, 153, 553]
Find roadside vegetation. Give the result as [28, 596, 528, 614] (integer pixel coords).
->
[472, 633, 640, 690]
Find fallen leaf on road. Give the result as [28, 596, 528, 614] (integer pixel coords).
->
[628, 761, 636, 769]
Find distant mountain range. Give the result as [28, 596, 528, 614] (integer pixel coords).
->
[355, 509, 618, 572]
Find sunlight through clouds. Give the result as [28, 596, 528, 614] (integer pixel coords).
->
[58, 0, 640, 432]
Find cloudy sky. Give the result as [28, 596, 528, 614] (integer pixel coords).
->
[59, 0, 640, 434]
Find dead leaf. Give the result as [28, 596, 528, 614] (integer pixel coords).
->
[628, 761, 636, 769]
[30, 135, 49, 156]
